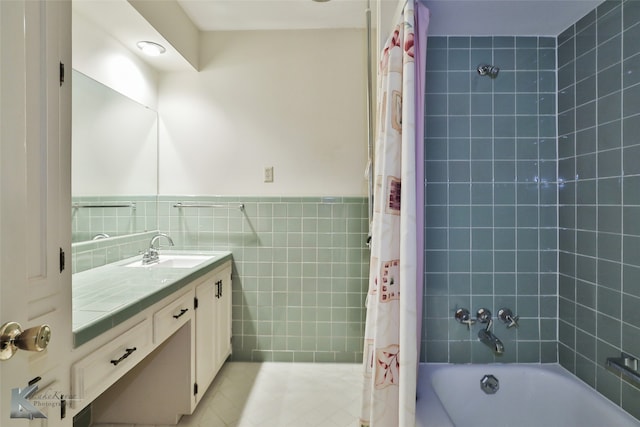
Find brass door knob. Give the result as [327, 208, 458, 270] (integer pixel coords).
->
[0, 322, 51, 361]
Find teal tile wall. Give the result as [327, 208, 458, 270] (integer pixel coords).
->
[558, 0, 640, 419]
[158, 195, 369, 363]
[71, 231, 158, 274]
[71, 195, 157, 243]
[424, 36, 558, 363]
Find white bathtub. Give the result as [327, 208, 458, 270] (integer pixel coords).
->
[416, 363, 640, 427]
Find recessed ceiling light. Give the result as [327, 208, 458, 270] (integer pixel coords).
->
[136, 41, 166, 57]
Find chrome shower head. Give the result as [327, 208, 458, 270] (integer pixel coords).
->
[477, 64, 499, 78]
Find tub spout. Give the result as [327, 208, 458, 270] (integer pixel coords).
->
[476, 308, 504, 355]
[478, 328, 504, 355]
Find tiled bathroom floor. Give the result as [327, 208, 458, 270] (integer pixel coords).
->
[177, 362, 363, 427]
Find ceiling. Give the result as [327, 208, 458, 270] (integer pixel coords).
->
[176, 0, 604, 35]
[422, 0, 604, 36]
[73, 0, 605, 73]
[177, 0, 370, 31]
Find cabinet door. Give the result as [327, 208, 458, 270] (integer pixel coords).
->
[194, 276, 216, 405]
[214, 265, 232, 371]
[194, 263, 232, 407]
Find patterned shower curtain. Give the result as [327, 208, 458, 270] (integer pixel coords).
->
[361, 1, 429, 426]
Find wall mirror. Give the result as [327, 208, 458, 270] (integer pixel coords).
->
[71, 70, 159, 244]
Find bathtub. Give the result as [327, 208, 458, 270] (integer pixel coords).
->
[416, 363, 640, 427]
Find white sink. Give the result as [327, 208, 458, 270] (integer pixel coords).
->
[123, 254, 215, 269]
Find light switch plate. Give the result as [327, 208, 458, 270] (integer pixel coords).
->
[264, 166, 274, 183]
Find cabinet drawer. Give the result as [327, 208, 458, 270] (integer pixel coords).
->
[153, 290, 194, 344]
[71, 318, 152, 407]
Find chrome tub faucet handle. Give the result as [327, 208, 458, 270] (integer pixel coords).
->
[476, 308, 493, 330]
[455, 308, 475, 330]
[498, 308, 519, 329]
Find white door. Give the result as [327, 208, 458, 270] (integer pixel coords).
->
[0, 1, 72, 426]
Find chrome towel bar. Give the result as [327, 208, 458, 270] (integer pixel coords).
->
[606, 352, 640, 386]
[72, 202, 136, 209]
[173, 202, 245, 212]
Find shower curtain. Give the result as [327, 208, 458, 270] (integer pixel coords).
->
[360, 1, 429, 426]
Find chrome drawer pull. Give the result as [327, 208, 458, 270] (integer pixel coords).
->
[110, 347, 137, 366]
[173, 308, 189, 319]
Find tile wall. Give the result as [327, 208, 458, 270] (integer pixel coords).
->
[423, 36, 558, 363]
[158, 195, 369, 363]
[71, 195, 157, 243]
[557, 0, 640, 418]
[72, 231, 157, 274]
[71, 195, 368, 361]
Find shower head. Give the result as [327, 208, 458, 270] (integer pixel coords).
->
[477, 64, 499, 78]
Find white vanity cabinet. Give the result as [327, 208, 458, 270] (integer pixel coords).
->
[216, 265, 233, 371]
[153, 289, 194, 344]
[72, 259, 233, 425]
[194, 263, 232, 406]
[70, 318, 154, 410]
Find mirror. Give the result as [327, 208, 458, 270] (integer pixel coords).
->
[71, 70, 159, 243]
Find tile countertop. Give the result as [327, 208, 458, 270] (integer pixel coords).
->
[72, 250, 233, 347]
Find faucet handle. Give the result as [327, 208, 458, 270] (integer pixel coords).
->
[498, 308, 519, 328]
[142, 247, 159, 265]
[455, 308, 475, 330]
[476, 308, 492, 324]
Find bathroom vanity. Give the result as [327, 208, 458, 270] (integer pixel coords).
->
[70, 251, 232, 425]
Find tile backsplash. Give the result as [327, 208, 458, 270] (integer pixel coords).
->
[159, 195, 369, 363]
[557, 0, 640, 419]
[423, 35, 558, 363]
[72, 231, 157, 274]
[71, 195, 157, 243]
[71, 195, 369, 362]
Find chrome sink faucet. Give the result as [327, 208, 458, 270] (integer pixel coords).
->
[476, 308, 504, 355]
[142, 233, 175, 265]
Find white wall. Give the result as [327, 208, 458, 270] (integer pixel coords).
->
[158, 29, 368, 196]
[72, 10, 159, 109]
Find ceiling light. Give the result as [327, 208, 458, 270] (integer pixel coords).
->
[136, 41, 166, 57]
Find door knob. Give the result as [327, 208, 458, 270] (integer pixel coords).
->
[0, 322, 51, 361]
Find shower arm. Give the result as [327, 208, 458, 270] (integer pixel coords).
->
[477, 64, 499, 78]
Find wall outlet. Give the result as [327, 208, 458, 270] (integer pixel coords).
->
[264, 166, 274, 183]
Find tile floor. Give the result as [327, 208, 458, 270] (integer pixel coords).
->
[176, 362, 363, 427]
